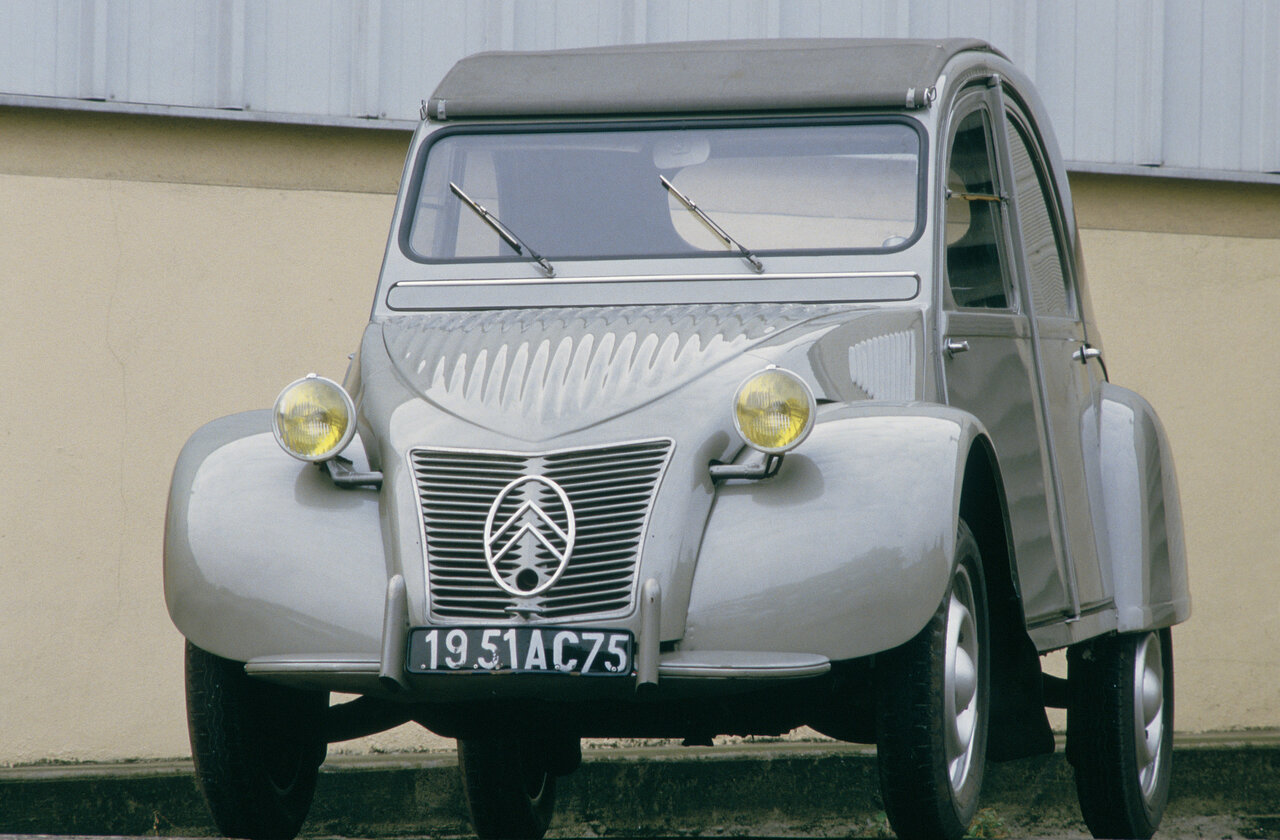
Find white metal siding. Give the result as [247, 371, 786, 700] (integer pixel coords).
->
[1, 0, 1276, 181]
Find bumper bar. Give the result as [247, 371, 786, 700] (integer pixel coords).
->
[247, 575, 830, 688]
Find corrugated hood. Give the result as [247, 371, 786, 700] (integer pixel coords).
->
[380, 304, 845, 442]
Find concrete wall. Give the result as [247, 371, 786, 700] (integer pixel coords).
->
[1, 107, 1277, 764]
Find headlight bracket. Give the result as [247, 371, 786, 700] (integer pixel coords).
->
[709, 449, 783, 483]
[324, 455, 383, 490]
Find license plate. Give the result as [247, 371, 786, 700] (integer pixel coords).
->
[405, 627, 633, 676]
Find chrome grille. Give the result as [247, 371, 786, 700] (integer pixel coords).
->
[410, 439, 672, 621]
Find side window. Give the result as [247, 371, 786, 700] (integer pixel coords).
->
[945, 109, 1009, 309]
[1006, 116, 1075, 318]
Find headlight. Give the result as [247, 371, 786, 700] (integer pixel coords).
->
[271, 375, 356, 462]
[732, 367, 816, 454]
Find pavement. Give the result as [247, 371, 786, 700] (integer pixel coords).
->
[0, 732, 1277, 838]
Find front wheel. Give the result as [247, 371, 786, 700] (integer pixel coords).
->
[458, 735, 557, 840]
[1068, 628, 1174, 839]
[875, 521, 990, 840]
[186, 641, 328, 840]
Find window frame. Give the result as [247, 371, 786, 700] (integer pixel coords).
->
[940, 92, 1018, 313]
[397, 115, 931, 267]
[1002, 104, 1080, 321]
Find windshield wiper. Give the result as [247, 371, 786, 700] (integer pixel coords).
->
[659, 175, 763, 273]
[449, 182, 554, 277]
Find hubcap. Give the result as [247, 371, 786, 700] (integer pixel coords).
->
[1133, 632, 1166, 802]
[943, 563, 980, 796]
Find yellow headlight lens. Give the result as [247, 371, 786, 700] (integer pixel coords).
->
[271, 375, 355, 462]
[733, 367, 816, 454]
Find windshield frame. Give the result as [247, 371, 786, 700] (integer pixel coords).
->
[397, 115, 929, 268]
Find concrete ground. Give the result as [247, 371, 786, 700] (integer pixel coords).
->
[1, 733, 1276, 838]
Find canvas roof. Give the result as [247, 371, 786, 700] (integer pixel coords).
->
[426, 38, 1000, 120]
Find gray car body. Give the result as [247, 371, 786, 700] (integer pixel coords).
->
[164, 40, 1188, 707]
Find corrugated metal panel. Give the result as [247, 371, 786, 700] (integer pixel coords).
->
[0, 0, 1276, 181]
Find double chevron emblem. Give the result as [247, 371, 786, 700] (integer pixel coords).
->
[482, 475, 577, 597]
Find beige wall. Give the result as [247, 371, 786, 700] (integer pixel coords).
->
[1068, 174, 1280, 731]
[1079, 228, 1280, 730]
[0, 109, 406, 763]
[1, 109, 1277, 764]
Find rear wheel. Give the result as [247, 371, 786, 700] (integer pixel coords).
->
[458, 735, 557, 840]
[1068, 628, 1174, 839]
[186, 641, 328, 840]
[875, 520, 989, 840]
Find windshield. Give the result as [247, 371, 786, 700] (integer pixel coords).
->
[404, 120, 923, 265]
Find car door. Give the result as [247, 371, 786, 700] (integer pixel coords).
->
[999, 101, 1111, 613]
[938, 87, 1074, 623]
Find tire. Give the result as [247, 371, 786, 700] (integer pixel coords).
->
[1067, 628, 1174, 839]
[875, 520, 990, 840]
[185, 641, 328, 840]
[458, 735, 557, 840]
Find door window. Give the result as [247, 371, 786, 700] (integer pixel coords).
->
[944, 109, 1010, 310]
[1006, 117, 1075, 318]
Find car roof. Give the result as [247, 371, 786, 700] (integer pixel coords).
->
[426, 37, 1002, 121]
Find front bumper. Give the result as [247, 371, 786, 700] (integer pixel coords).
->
[244, 574, 831, 700]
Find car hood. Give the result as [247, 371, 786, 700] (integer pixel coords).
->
[379, 304, 851, 442]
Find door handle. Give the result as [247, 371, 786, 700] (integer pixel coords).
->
[1072, 343, 1109, 381]
[944, 339, 970, 358]
[1072, 344, 1102, 362]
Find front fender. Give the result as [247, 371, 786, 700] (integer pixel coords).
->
[163, 410, 386, 663]
[1095, 384, 1190, 631]
[684, 403, 983, 660]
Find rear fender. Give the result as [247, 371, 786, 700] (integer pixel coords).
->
[684, 403, 983, 660]
[163, 410, 386, 663]
[1094, 384, 1190, 631]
